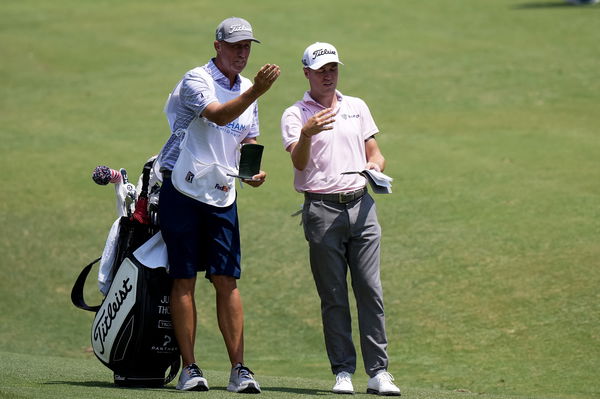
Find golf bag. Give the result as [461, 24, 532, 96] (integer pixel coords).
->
[71, 158, 180, 387]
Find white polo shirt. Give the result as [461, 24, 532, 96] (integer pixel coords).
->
[281, 90, 379, 194]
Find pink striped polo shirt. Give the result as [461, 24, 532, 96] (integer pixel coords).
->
[281, 90, 379, 193]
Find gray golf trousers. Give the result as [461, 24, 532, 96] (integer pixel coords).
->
[302, 192, 388, 377]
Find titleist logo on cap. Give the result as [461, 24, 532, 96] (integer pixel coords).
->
[312, 48, 337, 59]
[216, 17, 261, 43]
[302, 42, 343, 69]
[229, 24, 251, 33]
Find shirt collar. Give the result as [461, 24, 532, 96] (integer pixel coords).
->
[302, 90, 344, 109]
[208, 58, 241, 90]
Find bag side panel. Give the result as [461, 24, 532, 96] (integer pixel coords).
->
[110, 258, 179, 386]
[91, 258, 139, 365]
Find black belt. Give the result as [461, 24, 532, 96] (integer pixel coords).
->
[304, 187, 366, 204]
[161, 170, 172, 179]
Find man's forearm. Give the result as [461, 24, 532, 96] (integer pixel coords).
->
[290, 132, 312, 171]
[202, 86, 261, 126]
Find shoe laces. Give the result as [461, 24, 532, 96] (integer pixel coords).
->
[234, 364, 254, 380]
[377, 371, 394, 382]
[186, 363, 203, 378]
[336, 371, 352, 383]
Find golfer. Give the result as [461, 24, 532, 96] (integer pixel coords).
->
[157, 17, 279, 393]
[280, 42, 400, 396]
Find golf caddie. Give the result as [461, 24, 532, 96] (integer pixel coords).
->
[156, 17, 280, 392]
[280, 42, 400, 396]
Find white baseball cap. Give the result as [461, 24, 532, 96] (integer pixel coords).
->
[301, 42, 343, 70]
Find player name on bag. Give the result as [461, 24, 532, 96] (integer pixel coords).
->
[157, 305, 171, 315]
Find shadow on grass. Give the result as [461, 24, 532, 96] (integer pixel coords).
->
[513, 1, 599, 8]
[44, 381, 172, 392]
[261, 386, 331, 395]
[44, 381, 115, 388]
[45, 381, 330, 395]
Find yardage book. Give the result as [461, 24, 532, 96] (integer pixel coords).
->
[228, 143, 264, 180]
[342, 169, 393, 194]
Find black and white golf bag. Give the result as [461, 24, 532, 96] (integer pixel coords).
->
[71, 158, 180, 387]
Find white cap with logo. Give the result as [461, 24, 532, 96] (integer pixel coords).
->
[302, 42, 344, 70]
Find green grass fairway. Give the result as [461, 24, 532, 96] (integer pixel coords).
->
[1, 0, 599, 398]
[0, 351, 544, 399]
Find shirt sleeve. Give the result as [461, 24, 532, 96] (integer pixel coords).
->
[179, 69, 217, 117]
[357, 98, 379, 140]
[281, 106, 303, 151]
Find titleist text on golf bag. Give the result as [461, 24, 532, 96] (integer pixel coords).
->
[92, 250, 179, 386]
[72, 159, 180, 387]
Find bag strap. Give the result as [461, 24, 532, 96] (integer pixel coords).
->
[70, 257, 102, 312]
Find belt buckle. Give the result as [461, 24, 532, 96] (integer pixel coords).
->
[339, 192, 351, 203]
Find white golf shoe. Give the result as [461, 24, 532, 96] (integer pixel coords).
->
[332, 371, 354, 394]
[367, 371, 401, 396]
[227, 363, 261, 393]
[175, 363, 209, 391]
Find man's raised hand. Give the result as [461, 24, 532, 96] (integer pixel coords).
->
[253, 64, 281, 95]
[301, 108, 337, 138]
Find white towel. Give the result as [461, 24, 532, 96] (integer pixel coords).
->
[132, 231, 169, 270]
[98, 223, 169, 295]
[98, 218, 121, 295]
